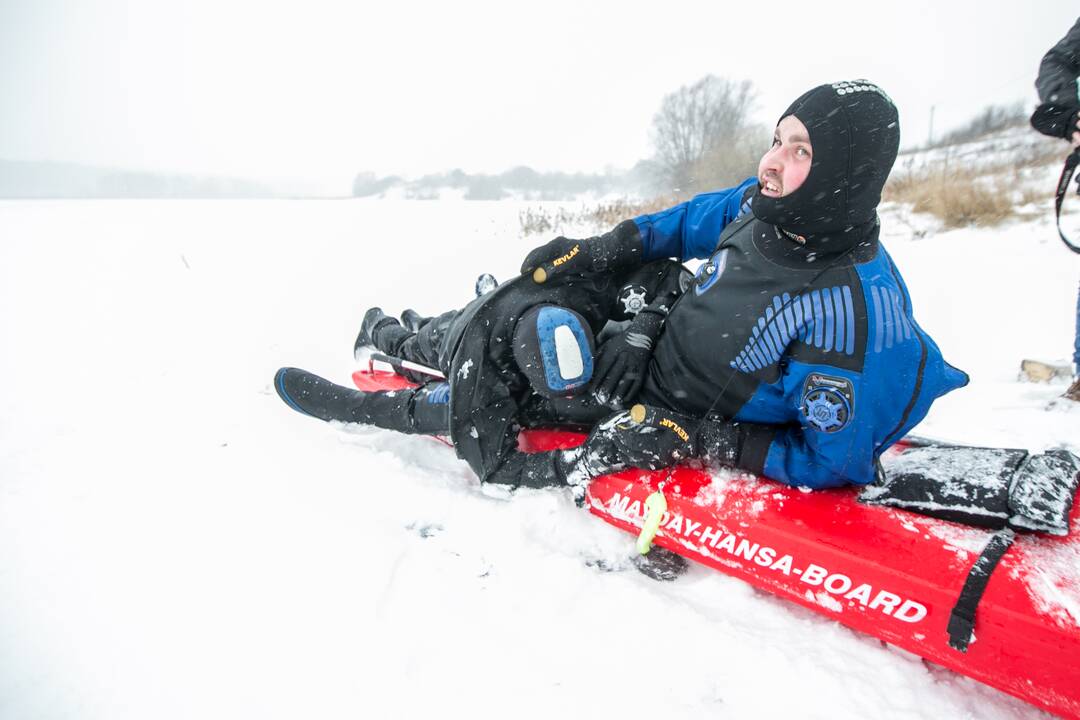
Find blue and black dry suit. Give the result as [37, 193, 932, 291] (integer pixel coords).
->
[578, 81, 968, 489]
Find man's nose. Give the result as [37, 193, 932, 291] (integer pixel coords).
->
[763, 151, 783, 173]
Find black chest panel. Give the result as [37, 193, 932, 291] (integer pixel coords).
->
[641, 217, 874, 419]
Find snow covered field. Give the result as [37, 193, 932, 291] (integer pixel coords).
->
[1, 196, 1078, 719]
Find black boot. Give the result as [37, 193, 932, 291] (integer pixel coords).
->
[474, 272, 498, 297]
[400, 308, 430, 333]
[274, 367, 369, 423]
[354, 307, 401, 358]
[275, 367, 446, 434]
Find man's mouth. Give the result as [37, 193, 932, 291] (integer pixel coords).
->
[760, 178, 782, 197]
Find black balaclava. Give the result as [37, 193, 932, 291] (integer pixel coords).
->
[752, 80, 900, 247]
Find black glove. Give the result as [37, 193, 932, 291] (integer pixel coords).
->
[591, 306, 667, 409]
[570, 404, 744, 480]
[520, 220, 642, 284]
[1031, 103, 1080, 140]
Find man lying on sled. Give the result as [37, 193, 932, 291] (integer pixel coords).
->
[276, 79, 969, 490]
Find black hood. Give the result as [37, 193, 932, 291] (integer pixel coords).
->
[752, 80, 900, 246]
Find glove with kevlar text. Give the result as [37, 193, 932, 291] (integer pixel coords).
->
[568, 404, 745, 481]
[520, 220, 642, 284]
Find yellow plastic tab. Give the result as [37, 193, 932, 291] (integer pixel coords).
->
[636, 490, 667, 555]
[532, 267, 547, 284]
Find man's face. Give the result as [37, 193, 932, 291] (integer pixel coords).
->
[757, 115, 813, 198]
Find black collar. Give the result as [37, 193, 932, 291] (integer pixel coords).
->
[749, 218, 879, 269]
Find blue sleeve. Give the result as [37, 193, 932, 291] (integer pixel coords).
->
[739, 364, 878, 489]
[634, 176, 757, 262]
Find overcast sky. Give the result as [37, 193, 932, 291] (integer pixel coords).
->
[1, 0, 1077, 191]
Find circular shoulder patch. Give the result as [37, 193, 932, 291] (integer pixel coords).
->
[800, 373, 855, 433]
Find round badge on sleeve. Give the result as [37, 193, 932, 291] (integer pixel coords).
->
[800, 373, 854, 433]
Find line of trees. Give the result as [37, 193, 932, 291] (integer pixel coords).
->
[351, 166, 652, 201]
[353, 73, 765, 201]
[0, 159, 280, 199]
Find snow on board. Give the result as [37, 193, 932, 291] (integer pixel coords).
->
[353, 369, 1080, 719]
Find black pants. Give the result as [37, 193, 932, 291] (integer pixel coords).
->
[357, 383, 612, 437]
[362, 307, 612, 469]
[352, 382, 451, 435]
[371, 310, 458, 378]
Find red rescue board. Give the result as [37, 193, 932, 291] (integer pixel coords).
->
[353, 370, 1080, 719]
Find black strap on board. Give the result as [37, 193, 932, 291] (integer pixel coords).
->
[946, 528, 1016, 652]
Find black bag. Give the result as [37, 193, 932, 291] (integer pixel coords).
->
[1008, 449, 1080, 536]
[860, 445, 1080, 535]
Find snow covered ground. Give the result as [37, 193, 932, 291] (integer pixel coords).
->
[1, 195, 1078, 720]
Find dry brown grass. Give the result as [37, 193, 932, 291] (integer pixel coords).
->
[883, 167, 1016, 229]
[519, 195, 679, 236]
[883, 128, 1065, 229]
[585, 196, 680, 227]
[518, 206, 577, 236]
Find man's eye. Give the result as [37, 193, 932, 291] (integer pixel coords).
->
[772, 137, 781, 147]
[797, 147, 810, 158]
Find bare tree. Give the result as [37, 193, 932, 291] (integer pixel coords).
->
[650, 75, 764, 196]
